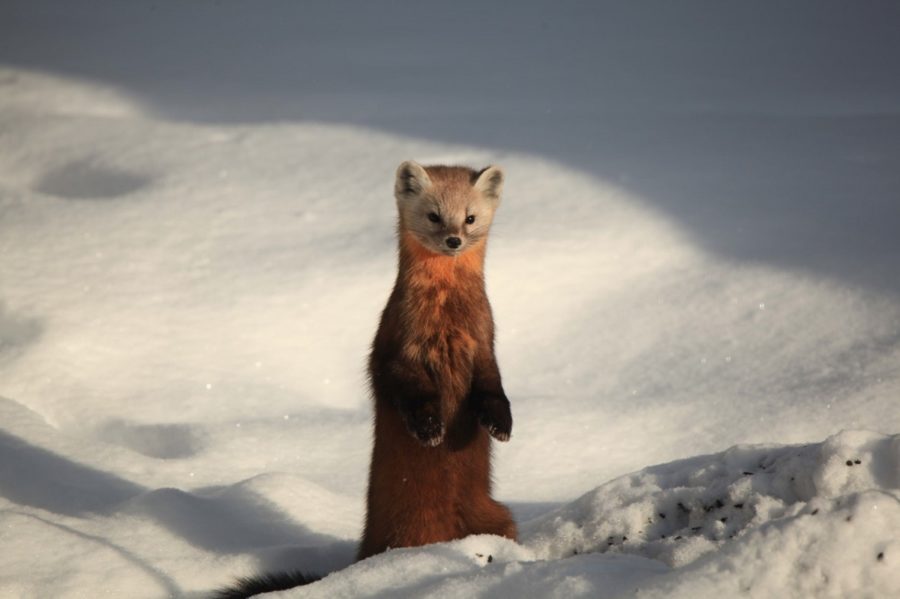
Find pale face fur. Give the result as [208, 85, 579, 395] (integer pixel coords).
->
[394, 161, 503, 256]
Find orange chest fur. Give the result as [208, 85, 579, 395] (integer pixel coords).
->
[400, 258, 487, 399]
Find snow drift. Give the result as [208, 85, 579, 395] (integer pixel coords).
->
[271, 431, 900, 598]
[2, 1, 900, 597]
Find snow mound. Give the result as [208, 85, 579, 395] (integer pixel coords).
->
[291, 431, 899, 599]
[524, 430, 899, 564]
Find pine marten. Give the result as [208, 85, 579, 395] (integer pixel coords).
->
[216, 161, 515, 598]
[360, 160, 516, 557]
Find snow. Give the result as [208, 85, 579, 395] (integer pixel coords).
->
[1, 1, 899, 597]
[298, 431, 900, 599]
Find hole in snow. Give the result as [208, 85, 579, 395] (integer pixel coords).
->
[36, 160, 151, 199]
[99, 419, 202, 459]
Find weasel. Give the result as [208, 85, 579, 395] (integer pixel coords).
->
[216, 161, 515, 598]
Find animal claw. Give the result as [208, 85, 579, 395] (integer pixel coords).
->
[489, 426, 510, 442]
[406, 410, 445, 447]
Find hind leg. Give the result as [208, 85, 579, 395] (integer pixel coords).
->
[461, 496, 517, 541]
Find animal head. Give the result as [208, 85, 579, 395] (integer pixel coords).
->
[394, 161, 504, 256]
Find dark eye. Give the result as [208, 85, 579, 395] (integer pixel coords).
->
[465, 214, 475, 224]
[427, 212, 441, 223]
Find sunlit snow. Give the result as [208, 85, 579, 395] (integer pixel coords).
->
[1, 2, 899, 598]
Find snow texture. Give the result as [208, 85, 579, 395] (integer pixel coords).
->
[1, 1, 899, 598]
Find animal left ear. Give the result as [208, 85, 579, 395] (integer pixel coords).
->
[473, 165, 504, 202]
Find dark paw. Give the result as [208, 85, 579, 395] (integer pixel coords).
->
[405, 407, 445, 447]
[478, 395, 512, 442]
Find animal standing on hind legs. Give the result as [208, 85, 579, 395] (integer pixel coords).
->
[361, 160, 516, 557]
[216, 161, 515, 598]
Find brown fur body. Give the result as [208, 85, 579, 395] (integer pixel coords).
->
[358, 163, 516, 559]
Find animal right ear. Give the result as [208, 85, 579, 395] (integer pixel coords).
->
[395, 161, 432, 201]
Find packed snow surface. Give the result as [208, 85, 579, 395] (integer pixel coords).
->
[1, 2, 899, 598]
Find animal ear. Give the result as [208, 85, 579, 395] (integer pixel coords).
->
[395, 160, 432, 201]
[474, 165, 504, 202]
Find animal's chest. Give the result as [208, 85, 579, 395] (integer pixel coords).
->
[404, 284, 482, 392]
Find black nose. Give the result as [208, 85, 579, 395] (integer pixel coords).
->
[446, 237, 462, 249]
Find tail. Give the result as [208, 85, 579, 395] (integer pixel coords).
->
[213, 571, 320, 599]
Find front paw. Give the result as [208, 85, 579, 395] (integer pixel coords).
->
[404, 406, 445, 447]
[477, 395, 512, 442]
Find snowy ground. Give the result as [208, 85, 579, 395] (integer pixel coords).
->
[1, 2, 899, 598]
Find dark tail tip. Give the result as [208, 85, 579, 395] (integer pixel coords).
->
[213, 571, 320, 599]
